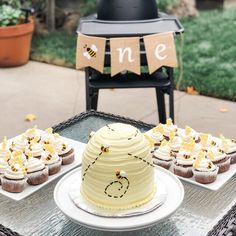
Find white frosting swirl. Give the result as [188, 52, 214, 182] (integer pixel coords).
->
[150, 132, 163, 144]
[55, 139, 72, 155]
[24, 128, 41, 142]
[41, 151, 60, 165]
[41, 133, 56, 145]
[4, 165, 25, 180]
[176, 150, 194, 165]
[25, 143, 43, 157]
[11, 136, 28, 151]
[225, 139, 236, 154]
[0, 149, 11, 160]
[9, 152, 27, 165]
[193, 158, 216, 172]
[207, 147, 226, 162]
[170, 136, 182, 152]
[0, 159, 8, 174]
[25, 157, 45, 173]
[153, 145, 172, 161]
[163, 124, 177, 137]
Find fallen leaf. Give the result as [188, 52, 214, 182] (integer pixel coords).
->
[187, 86, 199, 95]
[25, 113, 37, 122]
[219, 108, 229, 113]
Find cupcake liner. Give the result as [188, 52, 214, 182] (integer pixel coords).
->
[193, 167, 219, 184]
[228, 152, 236, 164]
[0, 173, 3, 185]
[27, 167, 49, 185]
[173, 164, 193, 178]
[1, 177, 27, 193]
[47, 159, 62, 176]
[153, 158, 172, 170]
[213, 157, 231, 174]
[60, 151, 75, 165]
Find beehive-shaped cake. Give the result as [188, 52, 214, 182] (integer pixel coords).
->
[81, 123, 156, 210]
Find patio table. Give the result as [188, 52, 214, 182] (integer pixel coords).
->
[0, 110, 235, 236]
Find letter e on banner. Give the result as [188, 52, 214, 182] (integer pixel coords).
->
[144, 32, 178, 74]
[110, 37, 140, 77]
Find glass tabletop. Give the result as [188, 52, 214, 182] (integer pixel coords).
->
[0, 111, 235, 236]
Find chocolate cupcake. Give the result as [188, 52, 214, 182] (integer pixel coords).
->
[220, 136, 236, 165]
[152, 140, 173, 170]
[1, 163, 27, 193]
[25, 140, 43, 159]
[150, 124, 164, 149]
[41, 145, 62, 175]
[25, 153, 48, 185]
[207, 147, 230, 174]
[55, 138, 74, 165]
[193, 151, 218, 184]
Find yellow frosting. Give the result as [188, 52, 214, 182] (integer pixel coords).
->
[81, 123, 155, 210]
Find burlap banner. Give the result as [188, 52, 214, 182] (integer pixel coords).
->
[76, 34, 106, 73]
[144, 32, 178, 74]
[76, 32, 178, 76]
[110, 37, 140, 77]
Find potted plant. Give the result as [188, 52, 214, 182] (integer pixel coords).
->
[0, 1, 34, 67]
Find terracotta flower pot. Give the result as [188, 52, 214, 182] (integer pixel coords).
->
[0, 17, 34, 67]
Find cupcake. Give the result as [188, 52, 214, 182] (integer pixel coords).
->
[220, 135, 236, 165]
[1, 163, 27, 193]
[25, 137, 43, 159]
[11, 135, 28, 152]
[0, 156, 9, 185]
[180, 126, 200, 143]
[54, 138, 74, 165]
[25, 152, 48, 185]
[162, 118, 178, 140]
[152, 140, 173, 169]
[24, 126, 41, 144]
[151, 124, 164, 148]
[173, 140, 195, 178]
[193, 151, 219, 184]
[41, 144, 62, 175]
[9, 150, 27, 165]
[207, 147, 230, 174]
[199, 133, 218, 151]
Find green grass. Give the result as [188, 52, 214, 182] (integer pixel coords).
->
[31, 7, 236, 100]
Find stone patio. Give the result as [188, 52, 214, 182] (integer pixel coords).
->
[0, 61, 235, 139]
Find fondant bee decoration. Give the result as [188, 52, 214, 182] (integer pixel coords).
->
[62, 143, 67, 151]
[211, 140, 217, 146]
[43, 144, 56, 155]
[83, 44, 98, 60]
[153, 124, 164, 134]
[101, 144, 109, 153]
[232, 139, 236, 144]
[116, 170, 127, 179]
[46, 154, 52, 161]
[2, 136, 7, 149]
[166, 118, 173, 126]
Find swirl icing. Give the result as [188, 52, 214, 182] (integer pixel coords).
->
[226, 139, 236, 153]
[163, 118, 177, 138]
[193, 151, 217, 172]
[41, 151, 60, 165]
[170, 136, 182, 152]
[54, 138, 72, 155]
[24, 127, 41, 143]
[175, 150, 195, 166]
[207, 147, 226, 162]
[0, 137, 11, 159]
[0, 158, 8, 174]
[153, 143, 172, 161]
[11, 135, 28, 151]
[25, 157, 45, 173]
[9, 151, 27, 165]
[25, 142, 43, 157]
[81, 123, 155, 210]
[4, 164, 25, 180]
[150, 132, 163, 145]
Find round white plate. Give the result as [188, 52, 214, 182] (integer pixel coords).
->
[68, 169, 167, 218]
[54, 166, 184, 232]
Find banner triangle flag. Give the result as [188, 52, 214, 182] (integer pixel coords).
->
[144, 32, 178, 74]
[110, 37, 141, 77]
[76, 33, 106, 73]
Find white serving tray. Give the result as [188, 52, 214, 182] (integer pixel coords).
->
[0, 130, 86, 201]
[146, 129, 236, 191]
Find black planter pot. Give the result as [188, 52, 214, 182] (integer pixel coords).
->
[97, 0, 158, 21]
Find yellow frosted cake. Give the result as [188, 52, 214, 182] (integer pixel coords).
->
[80, 123, 156, 210]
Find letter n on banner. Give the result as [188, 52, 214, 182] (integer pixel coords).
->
[76, 33, 106, 73]
[144, 32, 178, 74]
[110, 37, 140, 77]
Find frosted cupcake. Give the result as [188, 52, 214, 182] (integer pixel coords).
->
[41, 144, 62, 175]
[24, 126, 41, 144]
[11, 135, 28, 152]
[25, 137, 43, 159]
[162, 118, 178, 140]
[54, 138, 74, 165]
[207, 147, 230, 174]
[25, 152, 48, 185]
[152, 140, 173, 169]
[0, 137, 11, 160]
[193, 151, 219, 184]
[151, 124, 164, 148]
[0, 157, 9, 185]
[1, 163, 27, 193]
[220, 135, 236, 164]
[173, 141, 195, 178]
[169, 131, 182, 153]
[9, 150, 27, 165]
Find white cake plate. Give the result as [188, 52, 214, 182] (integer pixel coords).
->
[54, 166, 184, 232]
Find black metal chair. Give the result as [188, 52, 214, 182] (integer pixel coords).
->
[85, 40, 174, 124]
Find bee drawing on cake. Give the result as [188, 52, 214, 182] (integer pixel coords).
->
[101, 144, 109, 153]
[83, 44, 98, 60]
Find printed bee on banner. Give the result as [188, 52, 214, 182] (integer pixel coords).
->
[83, 44, 98, 60]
